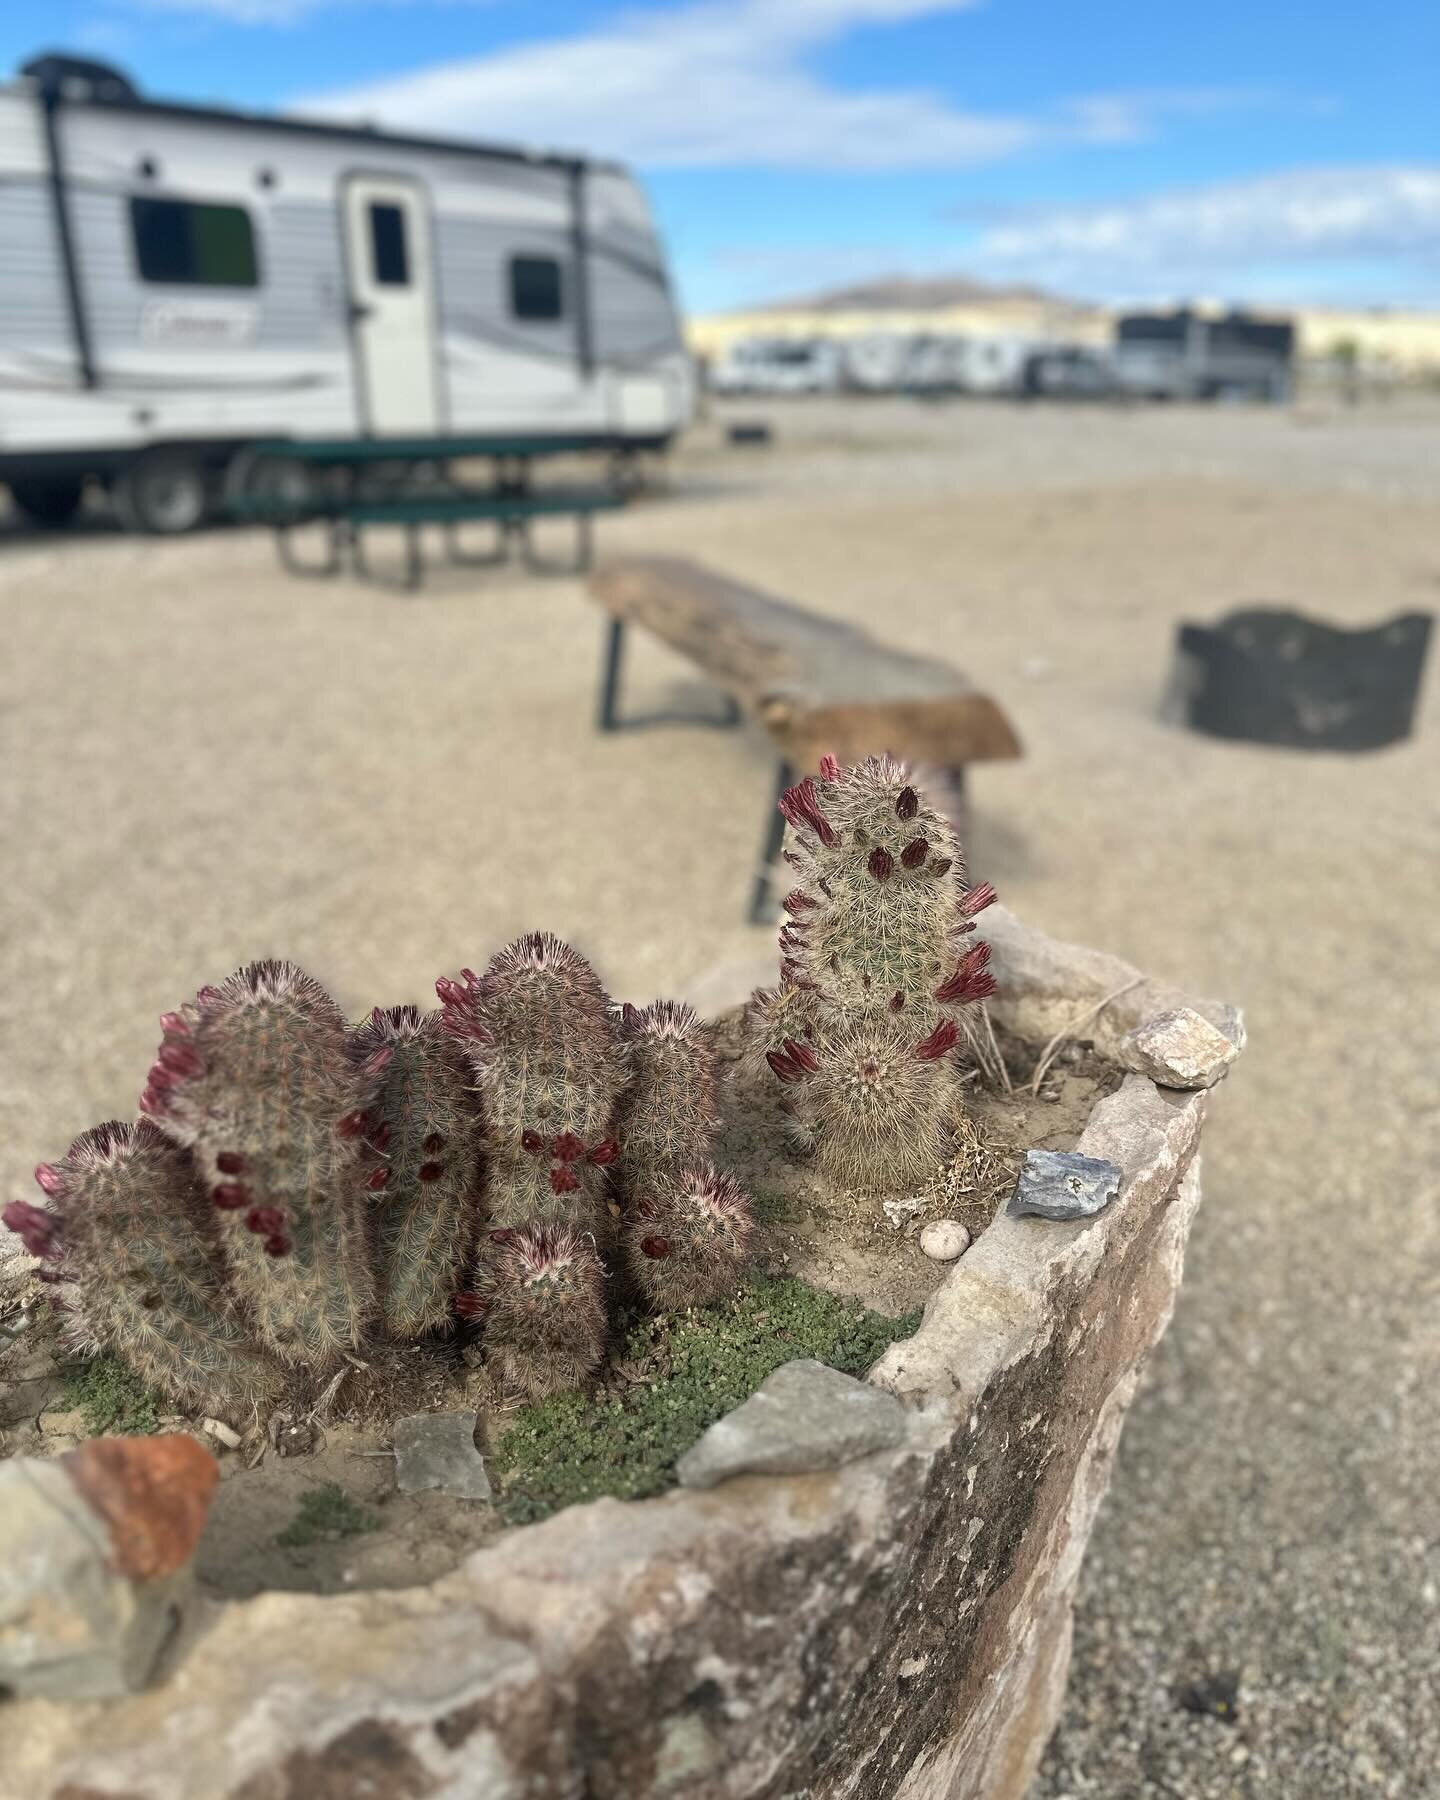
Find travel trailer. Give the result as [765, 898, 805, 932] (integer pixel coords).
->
[1112, 309, 1295, 402]
[0, 53, 692, 531]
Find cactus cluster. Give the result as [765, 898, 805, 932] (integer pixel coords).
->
[7, 944, 754, 1417]
[749, 754, 998, 1196]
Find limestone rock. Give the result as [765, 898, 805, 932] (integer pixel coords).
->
[920, 1219, 972, 1261]
[393, 1411, 491, 1501]
[1008, 1149, 1123, 1221]
[0, 1434, 217, 1701]
[1118, 1006, 1240, 1089]
[676, 1358, 908, 1490]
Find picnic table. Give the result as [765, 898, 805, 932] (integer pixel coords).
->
[588, 556, 1023, 920]
[225, 433, 634, 588]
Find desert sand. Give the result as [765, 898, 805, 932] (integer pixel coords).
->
[2, 395, 1437, 1796]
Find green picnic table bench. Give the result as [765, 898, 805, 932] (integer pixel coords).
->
[225, 434, 636, 589]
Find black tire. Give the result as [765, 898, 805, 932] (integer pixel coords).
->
[8, 475, 84, 529]
[112, 451, 209, 535]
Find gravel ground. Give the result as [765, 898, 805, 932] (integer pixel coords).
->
[3, 397, 1438, 1796]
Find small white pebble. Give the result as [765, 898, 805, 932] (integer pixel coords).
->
[920, 1220, 971, 1262]
[201, 1418, 242, 1450]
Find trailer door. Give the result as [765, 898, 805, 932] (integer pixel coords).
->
[341, 175, 442, 435]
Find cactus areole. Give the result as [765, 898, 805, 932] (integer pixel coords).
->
[752, 754, 998, 1195]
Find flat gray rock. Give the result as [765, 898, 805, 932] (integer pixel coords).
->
[393, 1411, 491, 1502]
[676, 1359, 907, 1490]
[1118, 1006, 1239, 1089]
[1008, 1149, 1123, 1222]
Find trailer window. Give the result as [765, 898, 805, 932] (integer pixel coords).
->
[130, 198, 258, 287]
[510, 255, 564, 321]
[368, 204, 409, 286]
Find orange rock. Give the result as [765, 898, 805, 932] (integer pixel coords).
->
[62, 1434, 219, 1581]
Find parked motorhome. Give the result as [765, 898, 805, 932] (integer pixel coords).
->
[708, 337, 841, 396]
[0, 53, 692, 530]
[1112, 309, 1294, 402]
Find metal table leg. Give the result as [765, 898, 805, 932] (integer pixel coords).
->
[749, 758, 795, 925]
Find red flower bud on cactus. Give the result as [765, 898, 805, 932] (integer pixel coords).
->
[640, 1235, 672, 1260]
[901, 838, 929, 869]
[622, 1001, 641, 1030]
[459, 967, 480, 988]
[959, 881, 998, 917]
[3, 1199, 61, 1260]
[158, 1042, 203, 1076]
[263, 1234, 291, 1258]
[889, 990, 906, 1011]
[552, 1132, 586, 1165]
[418, 1162, 443, 1182]
[929, 858, 953, 879]
[365, 1166, 390, 1191]
[915, 1020, 960, 1061]
[435, 976, 467, 1007]
[934, 941, 995, 1004]
[521, 1130, 545, 1155]
[779, 777, 839, 847]
[782, 1036, 820, 1074]
[895, 786, 919, 820]
[34, 1162, 65, 1198]
[212, 1183, 250, 1210]
[158, 1012, 190, 1036]
[137, 1086, 169, 1118]
[195, 985, 223, 1007]
[422, 1133, 445, 1154]
[550, 1164, 581, 1195]
[454, 1291, 488, 1320]
[362, 1046, 394, 1078]
[868, 847, 894, 882]
[367, 1122, 392, 1152]
[489, 1228, 516, 1245]
[782, 889, 818, 916]
[587, 1136, 620, 1166]
[337, 1110, 368, 1139]
[244, 1205, 286, 1237]
[216, 1151, 246, 1175]
[766, 1047, 808, 1084]
[818, 754, 841, 782]
[146, 1062, 180, 1090]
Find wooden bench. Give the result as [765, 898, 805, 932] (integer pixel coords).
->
[588, 556, 1022, 920]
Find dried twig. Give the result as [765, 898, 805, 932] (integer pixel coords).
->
[1028, 978, 1143, 1097]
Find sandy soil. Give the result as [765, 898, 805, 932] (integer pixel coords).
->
[3, 395, 1438, 1795]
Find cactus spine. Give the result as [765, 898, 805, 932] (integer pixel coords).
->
[140, 961, 381, 1367]
[16, 1122, 280, 1414]
[753, 755, 998, 1195]
[354, 1005, 485, 1339]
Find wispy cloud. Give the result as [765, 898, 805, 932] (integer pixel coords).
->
[288, 0, 1262, 170]
[129, 0, 496, 23]
[966, 166, 1440, 297]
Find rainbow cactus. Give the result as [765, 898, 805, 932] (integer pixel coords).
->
[614, 1001, 753, 1309]
[10, 935, 758, 1416]
[8, 1122, 280, 1414]
[352, 1005, 485, 1340]
[750, 754, 998, 1195]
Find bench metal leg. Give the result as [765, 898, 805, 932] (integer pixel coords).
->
[749, 758, 795, 926]
[595, 614, 743, 733]
[521, 509, 596, 577]
[348, 522, 426, 592]
[598, 616, 626, 731]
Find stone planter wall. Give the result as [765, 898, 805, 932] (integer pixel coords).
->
[3, 917, 1239, 1800]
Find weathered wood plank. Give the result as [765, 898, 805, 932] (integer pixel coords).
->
[589, 556, 1022, 767]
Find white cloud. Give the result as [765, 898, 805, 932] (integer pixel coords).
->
[288, 0, 1258, 170]
[968, 166, 1440, 295]
[130, 0, 496, 22]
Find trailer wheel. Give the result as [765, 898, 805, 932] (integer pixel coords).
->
[8, 476, 84, 529]
[112, 451, 209, 535]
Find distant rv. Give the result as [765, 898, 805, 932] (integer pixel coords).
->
[0, 53, 692, 530]
[1113, 308, 1295, 403]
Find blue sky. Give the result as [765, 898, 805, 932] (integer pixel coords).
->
[5, 0, 1438, 314]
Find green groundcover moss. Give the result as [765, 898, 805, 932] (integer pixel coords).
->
[277, 1481, 380, 1549]
[493, 1275, 921, 1525]
[61, 1354, 164, 1437]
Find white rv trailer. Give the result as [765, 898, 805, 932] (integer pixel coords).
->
[0, 53, 692, 530]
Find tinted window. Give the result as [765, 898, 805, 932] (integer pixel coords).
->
[510, 255, 564, 321]
[130, 198, 258, 286]
[369, 204, 409, 286]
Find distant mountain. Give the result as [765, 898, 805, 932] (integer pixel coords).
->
[750, 275, 1088, 313]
